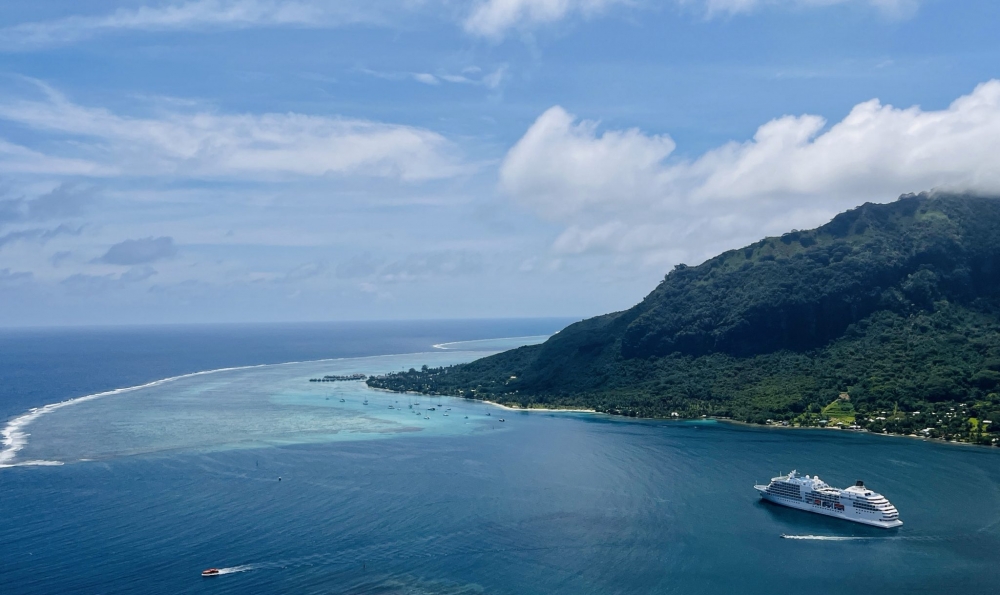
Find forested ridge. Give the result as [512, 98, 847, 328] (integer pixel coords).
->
[369, 193, 1000, 444]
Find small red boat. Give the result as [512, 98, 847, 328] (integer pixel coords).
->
[201, 568, 220, 577]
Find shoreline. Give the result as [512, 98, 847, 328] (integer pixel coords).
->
[369, 386, 998, 449]
[368, 384, 998, 450]
[8, 339, 994, 469]
[480, 400, 598, 414]
[715, 417, 993, 449]
[365, 387, 599, 414]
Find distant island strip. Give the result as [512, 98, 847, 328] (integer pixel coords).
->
[368, 193, 1000, 447]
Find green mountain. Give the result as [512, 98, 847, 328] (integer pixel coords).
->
[369, 193, 1000, 444]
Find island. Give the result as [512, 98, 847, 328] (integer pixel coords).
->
[368, 193, 1000, 445]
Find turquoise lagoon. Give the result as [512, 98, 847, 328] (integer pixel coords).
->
[2, 324, 1000, 595]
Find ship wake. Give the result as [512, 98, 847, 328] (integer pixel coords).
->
[781, 535, 879, 541]
[216, 565, 256, 575]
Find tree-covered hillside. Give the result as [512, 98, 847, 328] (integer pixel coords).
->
[369, 193, 1000, 444]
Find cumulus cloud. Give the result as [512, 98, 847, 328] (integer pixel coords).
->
[501, 106, 676, 220]
[0, 82, 464, 182]
[500, 80, 1000, 266]
[0, 0, 400, 50]
[98, 237, 178, 265]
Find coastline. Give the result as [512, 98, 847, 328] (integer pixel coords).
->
[480, 399, 598, 414]
[715, 417, 993, 449]
[369, 383, 997, 449]
[365, 386, 599, 414]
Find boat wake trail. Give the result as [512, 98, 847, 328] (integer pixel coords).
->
[780, 534, 941, 542]
[216, 565, 256, 575]
[780, 535, 877, 541]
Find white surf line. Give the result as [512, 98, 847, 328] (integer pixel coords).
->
[0, 363, 283, 468]
[0, 347, 505, 469]
[432, 335, 551, 350]
[0, 355, 393, 469]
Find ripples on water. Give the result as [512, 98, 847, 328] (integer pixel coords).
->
[3, 324, 1000, 594]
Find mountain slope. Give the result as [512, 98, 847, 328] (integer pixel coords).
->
[369, 193, 1000, 443]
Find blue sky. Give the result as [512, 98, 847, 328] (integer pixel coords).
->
[0, 0, 998, 326]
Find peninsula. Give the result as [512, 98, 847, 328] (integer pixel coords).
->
[368, 193, 1000, 445]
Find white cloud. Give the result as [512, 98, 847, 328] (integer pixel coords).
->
[0, 0, 398, 50]
[359, 65, 508, 90]
[462, 0, 917, 38]
[501, 106, 676, 219]
[501, 80, 1000, 266]
[413, 73, 441, 85]
[0, 139, 108, 176]
[437, 65, 510, 89]
[464, 0, 628, 38]
[693, 0, 918, 18]
[0, 82, 464, 182]
[0, 0, 922, 49]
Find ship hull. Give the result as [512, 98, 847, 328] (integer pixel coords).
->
[755, 486, 903, 529]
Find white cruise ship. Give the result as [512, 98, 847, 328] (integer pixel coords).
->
[754, 470, 903, 528]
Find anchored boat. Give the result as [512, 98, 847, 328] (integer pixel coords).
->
[755, 470, 902, 528]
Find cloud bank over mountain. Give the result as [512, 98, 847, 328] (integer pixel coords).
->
[501, 80, 1000, 265]
[0, 0, 993, 326]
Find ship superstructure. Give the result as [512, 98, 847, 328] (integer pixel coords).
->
[754, 470, 902, 528]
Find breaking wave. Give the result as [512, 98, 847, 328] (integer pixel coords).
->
[0, 334, 557, 469]
[0, 361, 316, 469]
[432, 335, 550, 351]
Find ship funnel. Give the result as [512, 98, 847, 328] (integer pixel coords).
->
[855, 480, 865, 487]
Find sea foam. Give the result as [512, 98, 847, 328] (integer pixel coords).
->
[0, 362, 295, 468]
[0, 340, 539, 469]
[432, 335, 550, 350]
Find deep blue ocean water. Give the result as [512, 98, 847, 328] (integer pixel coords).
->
[0, 320, 570, 421]
[3, 320, 1000, 594]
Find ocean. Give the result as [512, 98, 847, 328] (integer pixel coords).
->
[2, 320, 1000, 594]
